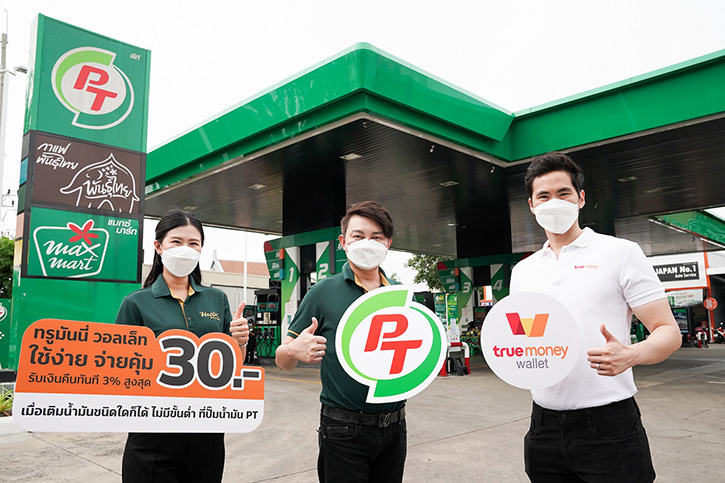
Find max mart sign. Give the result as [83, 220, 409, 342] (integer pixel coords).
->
[336, 286, 446, 403]
[26, 207, 140, 282]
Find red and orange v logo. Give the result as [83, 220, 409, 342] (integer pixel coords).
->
[505, 313, 549, 337]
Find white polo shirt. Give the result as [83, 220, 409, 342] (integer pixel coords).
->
[509, 228, 665, 410]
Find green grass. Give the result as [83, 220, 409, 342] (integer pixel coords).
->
[0, 387, 12, 417]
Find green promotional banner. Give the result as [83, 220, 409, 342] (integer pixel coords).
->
[438, 268, 459, 292]
[434, 293, 446, 321]
[264, 242, 285, 281]
[24, 15, 151, 152]
[26, 207, 140, 282]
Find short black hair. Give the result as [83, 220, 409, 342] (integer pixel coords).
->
[524, 152, 585, 198]
[341, 201, 394, 239]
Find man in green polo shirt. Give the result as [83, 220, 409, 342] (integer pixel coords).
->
[276, 200, 406, 483]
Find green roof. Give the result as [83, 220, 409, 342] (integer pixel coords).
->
[147, 43, 725, 193]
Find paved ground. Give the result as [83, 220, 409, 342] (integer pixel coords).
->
[1, 345, 724, 482]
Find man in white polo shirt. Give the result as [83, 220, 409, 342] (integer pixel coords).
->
[510, 152, 681, 483]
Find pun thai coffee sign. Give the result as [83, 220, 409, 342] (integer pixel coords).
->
[30, 132, 142, 213]
[26, 206, 139, 282]
[26, 15, 150, 152]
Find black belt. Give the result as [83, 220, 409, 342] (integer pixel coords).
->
[533, 397, 639, 423]
[321, 404, 405, 428]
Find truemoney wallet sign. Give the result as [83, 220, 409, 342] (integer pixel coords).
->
[480, 292, 580, 390]
[336, 286, 447, 403]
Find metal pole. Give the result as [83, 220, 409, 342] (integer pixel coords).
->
[243, 232, 248, 304]
[0, 32, 7, 235]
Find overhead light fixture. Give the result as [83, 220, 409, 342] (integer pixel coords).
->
[644, 187, 665, 194]
[182, 205, 198, 211]
[248, 183, 266, 190]
[447, 223, 458, 227]
[340, 153, 363, 161]
[439, 181, 458, 187]
[617, 176, 638, 183]
[432, 243, 443, 247]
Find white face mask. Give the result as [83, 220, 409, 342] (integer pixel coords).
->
[533, 198, 580, 234]
[346, 239, 388, 270]
[161, 245, 201, 277]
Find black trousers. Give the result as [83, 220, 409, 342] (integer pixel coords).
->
[317, 413, 407, 482]
[122, 432, 225, 483]
[524, 397, 655, 483]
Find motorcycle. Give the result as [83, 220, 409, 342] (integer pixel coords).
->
[714, 323, 725, 344]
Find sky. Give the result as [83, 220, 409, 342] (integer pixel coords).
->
[1, 0, 725, 286]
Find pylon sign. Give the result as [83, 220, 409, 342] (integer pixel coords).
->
[9, 15, 150, 370]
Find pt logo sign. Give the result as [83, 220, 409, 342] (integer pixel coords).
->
[52, 47, 134, 130]
[336, 286, 446, 403]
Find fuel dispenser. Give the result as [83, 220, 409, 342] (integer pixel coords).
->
[253, 288, 282, 359]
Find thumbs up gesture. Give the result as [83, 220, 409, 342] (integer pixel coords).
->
[587, 324, 637, 376]
[289, 317, 327, 364]
[230, 301, 250, 348]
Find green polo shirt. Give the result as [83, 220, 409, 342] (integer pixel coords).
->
[115, 276, 232, 337]
[287, 262, 405, 414]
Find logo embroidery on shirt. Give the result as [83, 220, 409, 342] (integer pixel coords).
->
[574, 265, 599, 270]
[200, 311, 221, 321]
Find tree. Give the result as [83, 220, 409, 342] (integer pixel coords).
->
[404, 254, 450, 292]
[0, 237, 13, 298]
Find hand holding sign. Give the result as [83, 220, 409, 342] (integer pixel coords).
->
[480, 292, 580, 390]
[230, 301, 250, 348]
[587, 324, 636, 376]
[290, 318, 327, 363]
[335, 286, 446, 403]
[13, 319, 264, 433]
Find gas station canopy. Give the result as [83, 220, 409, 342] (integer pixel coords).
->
[145, 43, 725, 259]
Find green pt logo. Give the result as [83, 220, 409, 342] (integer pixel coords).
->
[52, 47, 134, 130]
[336, 286, 446, 403]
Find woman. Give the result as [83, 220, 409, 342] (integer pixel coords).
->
[115, 209, 249, 482]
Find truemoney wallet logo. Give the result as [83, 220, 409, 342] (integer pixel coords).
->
[336, 286, 446, 403]
[52, 47, 135, 130]
[506, 313, 548, 337]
